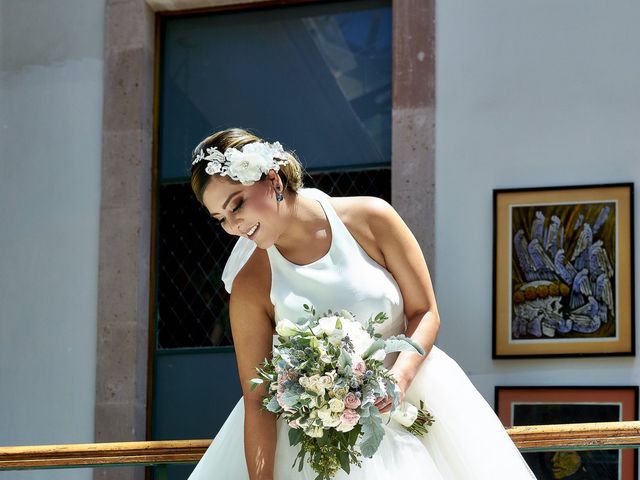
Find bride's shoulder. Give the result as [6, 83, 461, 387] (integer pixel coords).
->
[235, 247, 270, 286]
[328, 196, 395, 268]
[328, 195, 396, 226]
[231, 248, 273, 314]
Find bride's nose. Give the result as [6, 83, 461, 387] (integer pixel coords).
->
[230, 215, 244, 236]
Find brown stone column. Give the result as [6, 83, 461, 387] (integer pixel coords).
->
[392, 0, 437, 280]
[94, 1, 155, 479]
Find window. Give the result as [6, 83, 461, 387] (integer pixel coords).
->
[156, 0, 392, 349]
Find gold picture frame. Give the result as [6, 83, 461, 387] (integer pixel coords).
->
[493, 183, 634, 358]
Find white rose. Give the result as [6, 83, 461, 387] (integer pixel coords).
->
[275, 319, 301, 338]
[327, 330, 344, 347]
[299, 376, 310, 388]
[343, 321, 374, 356]
[324, 415, 341, 428]
[328, 398, 345, 413]
[318, 375, 334, 390]
[309, 384, 325, 396]
[318, 315, 338, 335]
[306, 375, 325, 396]
[333, 386, 349, 400]
[317, 406, 341, 427]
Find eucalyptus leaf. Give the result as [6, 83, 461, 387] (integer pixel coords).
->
[248, 378, 263, 392]
[384, 335, 425, 355]
[359, 415, 384, 458]
[383, 377, 399, 406]
[362, 339, 385, 359]
[265, 396, 281, 413]
[338, 348, 352, 369]
[282, 390, 300, 408]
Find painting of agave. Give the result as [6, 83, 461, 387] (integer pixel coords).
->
[493, 184, 634, 357]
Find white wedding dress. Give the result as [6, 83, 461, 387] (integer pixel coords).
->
[188, 188, 536, 479]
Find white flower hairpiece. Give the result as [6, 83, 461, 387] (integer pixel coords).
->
[192, 140, 290, 185]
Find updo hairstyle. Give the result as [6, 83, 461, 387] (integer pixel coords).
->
[190, 128, 305, 204]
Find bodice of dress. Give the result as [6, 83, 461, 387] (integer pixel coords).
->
[266, 193, 407, 343]
[192, 191, 537, 480]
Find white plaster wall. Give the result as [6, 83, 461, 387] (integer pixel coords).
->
[436, 0, 640, 406]
[0, 1, 104, 478]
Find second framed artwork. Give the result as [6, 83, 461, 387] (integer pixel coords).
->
[493, 183, 635, 358]
[496, 386, 638, 480]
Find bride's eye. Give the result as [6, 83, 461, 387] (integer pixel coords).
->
[215, 199, 244, 227]
[232, 199, 244, 213]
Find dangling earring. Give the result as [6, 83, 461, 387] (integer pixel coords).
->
[276, 189, 284, 202]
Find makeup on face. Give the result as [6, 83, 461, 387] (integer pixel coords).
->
[203, 177, 279, 244]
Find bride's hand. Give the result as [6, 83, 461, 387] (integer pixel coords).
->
[374, 368, 409, 414]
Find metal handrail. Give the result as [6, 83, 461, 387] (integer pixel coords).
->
[2, 421, 640, 470]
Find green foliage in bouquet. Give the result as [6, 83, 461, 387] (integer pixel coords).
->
[250, 304, 435, 480]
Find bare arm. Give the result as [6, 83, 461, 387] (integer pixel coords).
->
[229, 259, 277, 480]
[365, 198, 441, 408]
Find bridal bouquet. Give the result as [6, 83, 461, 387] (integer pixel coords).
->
[250, 304, 435, 480]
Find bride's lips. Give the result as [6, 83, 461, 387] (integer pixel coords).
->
[246, 222, 260, 240]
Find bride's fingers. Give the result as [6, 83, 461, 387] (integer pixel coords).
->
[374, 395, 392, 409]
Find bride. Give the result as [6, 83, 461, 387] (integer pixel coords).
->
[187, 128, 536, 479]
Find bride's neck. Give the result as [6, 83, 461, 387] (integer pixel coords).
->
[273, 192, 328, 254]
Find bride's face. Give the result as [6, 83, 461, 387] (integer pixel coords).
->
[201, 175, 281, 248]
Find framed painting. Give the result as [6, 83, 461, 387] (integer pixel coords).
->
[493, 183, 635, 358]
[496, 386, 638, 480]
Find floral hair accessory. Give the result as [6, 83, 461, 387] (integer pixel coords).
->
[192, 140, 289, 185]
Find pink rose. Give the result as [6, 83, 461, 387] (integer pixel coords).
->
[288, 418, 300, 429]
[353, 360, 366, 377]
[340, 408, 360, 426]
[344, 392, 361, 409]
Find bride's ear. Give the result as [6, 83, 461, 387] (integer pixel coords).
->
[267, 169, 283, 194]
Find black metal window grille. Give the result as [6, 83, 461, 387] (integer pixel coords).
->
[157, 168, 391, 349]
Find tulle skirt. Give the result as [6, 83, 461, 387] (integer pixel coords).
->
[187, 346, 536, 479]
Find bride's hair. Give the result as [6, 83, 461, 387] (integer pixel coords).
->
[190, 128, 305, 204]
